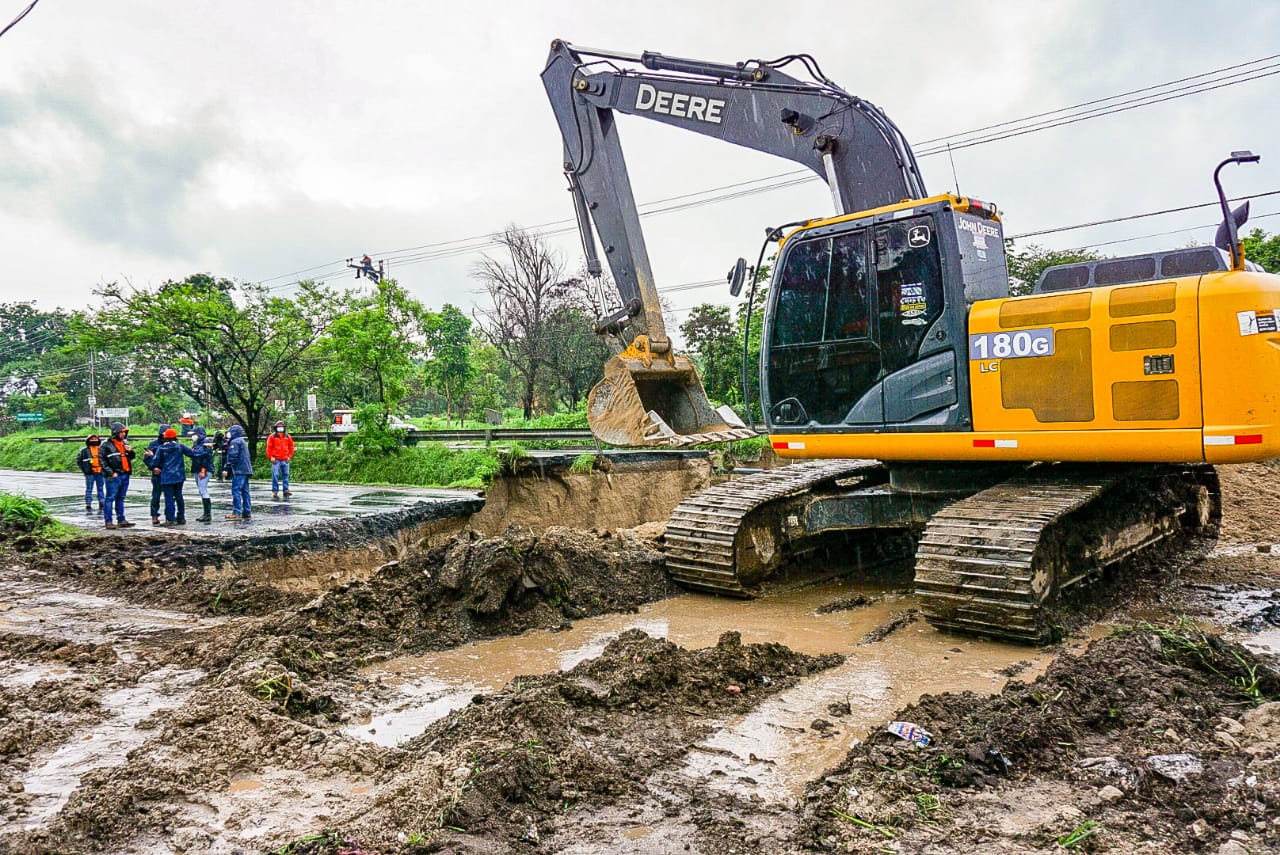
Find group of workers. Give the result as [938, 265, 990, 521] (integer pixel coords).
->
[75, 420, 296, 529]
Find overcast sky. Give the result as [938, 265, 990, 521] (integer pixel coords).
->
[1, 0, 1278, 329]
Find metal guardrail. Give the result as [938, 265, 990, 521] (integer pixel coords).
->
[31, 428, 599, 447]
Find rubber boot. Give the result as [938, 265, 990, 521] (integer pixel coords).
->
[197, 499, 212, 523]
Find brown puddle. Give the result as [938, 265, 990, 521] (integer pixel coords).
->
[350, 581, 1065, 800]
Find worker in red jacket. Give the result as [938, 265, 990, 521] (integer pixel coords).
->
[265, 420, 295, 500]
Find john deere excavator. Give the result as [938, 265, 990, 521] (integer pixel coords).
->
[542, 40, 1280, 642]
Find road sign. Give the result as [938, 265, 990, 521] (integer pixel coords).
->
[96, 407, 129, 418]
[87, 395, 97, 407]
[274, 399, 285, 410]
[306, 393, 317, 411]
[15, 412, 44, 422]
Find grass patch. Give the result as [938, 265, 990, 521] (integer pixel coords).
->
[288, 441, 503, 489]
[569, 452, 597, 474]
[1057, 818, 1099, 849]
[0, 492, 78, 540]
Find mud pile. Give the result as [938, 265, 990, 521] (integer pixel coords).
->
[313, 629, 842, 852]
[7, 532, 304, 616]
[269, 526, 677, 677]
[1218, 460, 1280, 543]
[802, 624, 1280, 853]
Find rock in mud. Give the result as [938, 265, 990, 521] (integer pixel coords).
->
[1146, 752, 1204, 782]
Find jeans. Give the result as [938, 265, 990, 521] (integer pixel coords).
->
[194, 471, 211, 499]
[271, 460, 291, 493]
[84, 472, 105, 506]
[104, 473, 130, 523]
[231, 474, 251, 516]
[150, 475, 163, 519]
[161, 483, 185, 522]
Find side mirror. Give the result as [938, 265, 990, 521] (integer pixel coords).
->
[727, 257, 748, 297]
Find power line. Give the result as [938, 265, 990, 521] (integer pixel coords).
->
[913, 53, 1280, 147]
[1007, 189, 1280, 241]
[0, 0, 38, 40]
[252, 57, 1277, 292]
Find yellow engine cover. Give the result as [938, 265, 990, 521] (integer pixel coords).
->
[771, 268, 1280, 464]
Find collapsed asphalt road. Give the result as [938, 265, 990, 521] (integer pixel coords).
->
[0, 468, 481, 537]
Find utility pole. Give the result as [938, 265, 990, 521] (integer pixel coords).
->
[88, 351, 97, 427]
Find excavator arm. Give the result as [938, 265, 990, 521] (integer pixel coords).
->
[541, 39, 926, 446]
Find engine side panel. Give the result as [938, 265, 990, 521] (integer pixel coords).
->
[966, 278, 1204, 433]
[770, 268, 1280, 464]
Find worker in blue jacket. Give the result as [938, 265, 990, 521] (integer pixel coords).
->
[221, 424, 254, 520]
[151, 427, 198, 525]
[189, 426, 215, 523]
[143, 423, 171, 526]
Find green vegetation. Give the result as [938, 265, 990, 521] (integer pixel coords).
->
[0, 492, 76, 539]
[1056, 818, 1099, 849]
[1243, 228, 1280, 273]
[569, 452, 596, 474]
[288, 442, 503, 489]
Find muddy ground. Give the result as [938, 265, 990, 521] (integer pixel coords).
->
[1, 463, 1279, 854]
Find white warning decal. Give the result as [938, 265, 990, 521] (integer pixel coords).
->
[1238, 309, 1280, 336]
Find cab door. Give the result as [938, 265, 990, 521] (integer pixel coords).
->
[765, 227, 882, 428]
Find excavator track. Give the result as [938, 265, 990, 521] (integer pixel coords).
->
[664, 459, 882, 595]
[914, 463, 1221, 643]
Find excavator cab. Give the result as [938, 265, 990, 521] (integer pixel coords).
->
[763, 196, 1006, 434]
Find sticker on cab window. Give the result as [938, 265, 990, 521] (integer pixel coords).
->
[899, 283, 927, 319]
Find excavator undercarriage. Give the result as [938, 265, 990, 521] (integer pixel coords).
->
[663, 461, 1221, 644]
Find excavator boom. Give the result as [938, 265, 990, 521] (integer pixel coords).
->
[541, 39, 925, 446]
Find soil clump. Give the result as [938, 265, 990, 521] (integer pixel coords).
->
[802, 624, 1280, 853]
[267, 526, 677, 679]
[290, 630, 841, 853]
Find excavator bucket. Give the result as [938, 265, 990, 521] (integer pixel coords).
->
[587, 352, 757, 447]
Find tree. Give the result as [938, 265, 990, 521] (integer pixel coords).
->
[317, 279, 430, 424]
[1005, 242, 1102, 296]
[1242, 228, 1280, 273]
[79, 274, 338, 458]
[466, 340, 513, 421]
[474, 227, 578, 418]
[541, 277, 610, 410]
[679, 304, 739, 405]
[422, 303, 474, 425]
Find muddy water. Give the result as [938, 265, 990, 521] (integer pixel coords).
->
[352, 581, 1060, 800]
[10, 666, 205, 830]
[0, 579, 224, 656]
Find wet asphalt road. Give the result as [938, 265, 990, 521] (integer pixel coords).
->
[0, 469, 481, 537]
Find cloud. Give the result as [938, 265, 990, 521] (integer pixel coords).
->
[0, 66, 237, 255]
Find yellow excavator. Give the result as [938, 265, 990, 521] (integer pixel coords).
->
[542, 41, 1280, 642]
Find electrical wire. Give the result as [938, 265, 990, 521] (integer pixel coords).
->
[914, 53, 1280, 147]
[0, 0, 38, 40]
[251, 55, 1279, 293]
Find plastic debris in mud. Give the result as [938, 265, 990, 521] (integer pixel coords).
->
[886, 720, 931, 747]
